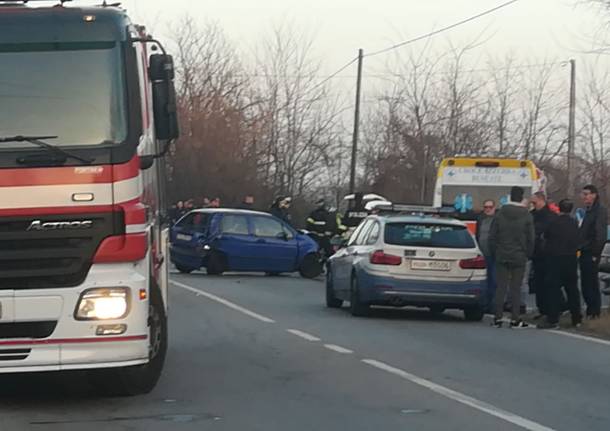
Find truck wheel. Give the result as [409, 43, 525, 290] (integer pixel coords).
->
[325, 269, 343, 308]
[299, 253, 322, 279]
[89, 286, 167, 396]
[207, 251, 227, 275]
[350, 276, 369, 317]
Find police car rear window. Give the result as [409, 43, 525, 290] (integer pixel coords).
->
[384, 223, 475, 249]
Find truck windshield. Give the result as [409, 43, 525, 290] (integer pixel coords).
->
[0, 42, 127, 148]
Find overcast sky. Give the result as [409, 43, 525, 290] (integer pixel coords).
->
[97, 0, 606, 71]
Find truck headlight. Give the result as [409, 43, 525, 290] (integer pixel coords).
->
[75, 288, 130, 320]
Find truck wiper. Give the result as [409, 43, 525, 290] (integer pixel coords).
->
[0, 135, 95, 164]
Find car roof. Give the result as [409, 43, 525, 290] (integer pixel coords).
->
[371, 214, 467, 227]
[190, 208, 273, 217]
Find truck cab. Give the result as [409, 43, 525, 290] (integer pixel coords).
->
[0, 0, 178, 395]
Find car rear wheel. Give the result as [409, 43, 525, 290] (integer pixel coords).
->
[175, 263, 194, 274]
[350, 276, 369, 317]
[325, 269, 343, 308]
[463, 307, 485, 322]
[299, 253, 322, 279]
[207, 251, 227, 275]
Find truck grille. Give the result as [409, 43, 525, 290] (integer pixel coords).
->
[0, 212, 123, 289]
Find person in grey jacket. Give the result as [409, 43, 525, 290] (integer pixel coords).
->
[489, 186, 535, 328]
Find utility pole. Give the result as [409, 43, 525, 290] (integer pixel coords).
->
[568, 59, 576, 198]
[349, 49, 364, 194]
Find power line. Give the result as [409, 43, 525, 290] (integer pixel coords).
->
[308, 56, 359, 92]
[365, 0, 520, 58]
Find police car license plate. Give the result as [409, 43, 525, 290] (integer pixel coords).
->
[410, 260, 451, 271]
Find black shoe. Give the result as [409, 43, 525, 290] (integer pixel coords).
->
[537, 321, 560, 330]
[510, 320, 530, 329]
[491, 318, 503, 328]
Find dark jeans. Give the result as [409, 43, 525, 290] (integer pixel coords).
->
[496, 261, 526, 321]
[580, 251, 602, 317]
[532, 257, 549, 315]
[546, 256, 582, 325]
[484, 255, 497, 312]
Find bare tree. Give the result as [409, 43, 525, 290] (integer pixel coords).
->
[253, 23, 344, 199]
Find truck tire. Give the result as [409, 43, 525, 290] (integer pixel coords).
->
[325, 269, 343, 308]
[89, 285, 167, 396]
[299, 253, 322, 279]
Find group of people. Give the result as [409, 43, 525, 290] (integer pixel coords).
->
[169, 197, 222, 224]
[476, 184, 607, 329]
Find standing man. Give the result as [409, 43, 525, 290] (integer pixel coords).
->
[530, 192, 556, 318]
[307, 199, 333, 257]
[240, 195, 255, 210]
[489, 186, 535, 328]
[579, 185, 607, 319]
[476, 199, 497, 313]
[539, 199, 582, 329]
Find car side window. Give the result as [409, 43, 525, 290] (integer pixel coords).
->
[351, 220, 372, 246]
[253, 216, 285, 238]
[366, 222, 380, 245]
[355, 220, 375, 245]
[283, 224, 295, 240]
[347, 221, 367, 246]
[221, 214, 249, 235]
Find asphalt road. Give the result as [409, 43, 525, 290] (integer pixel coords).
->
[1, 272, 610, 431]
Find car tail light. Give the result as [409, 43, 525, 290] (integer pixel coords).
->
[93, 233, 148, 263]
[370, 250, 402, 266]
[459, 255, 486, 269]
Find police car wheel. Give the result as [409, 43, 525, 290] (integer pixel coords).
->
[325, 269, 343, 308]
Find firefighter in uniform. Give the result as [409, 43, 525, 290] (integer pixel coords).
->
[307, 199, 333, 257]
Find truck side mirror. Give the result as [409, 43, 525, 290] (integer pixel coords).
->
[149, 54, 179, 141]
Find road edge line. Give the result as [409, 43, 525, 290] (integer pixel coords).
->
[361, 359, 556, 431]
[171, 280, 276, 324]
[548, 329, 610, 346]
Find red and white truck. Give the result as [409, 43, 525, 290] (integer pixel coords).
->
[0, 0, 179, 395]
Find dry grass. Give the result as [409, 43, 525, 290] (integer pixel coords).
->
[524, 310, 610, 340]
[580, 313, 610, 339]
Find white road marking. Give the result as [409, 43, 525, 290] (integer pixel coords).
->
[286, 329, 321, 342]
[171, 281, 276, 324]
[324, 344, 353, 354]
[361, 359, 556, 431]
[548, 329, 610, 347]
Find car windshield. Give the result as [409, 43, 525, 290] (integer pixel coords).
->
[442, 185, 532, 215]
[385, 222, 475, 249]
[0, 42, 127, 148]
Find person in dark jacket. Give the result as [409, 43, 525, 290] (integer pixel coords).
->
[476, 199, 497, 313]
[306, 199, 333, 257]
[489, 186, 535, 328]
[579, 184, 607, 319]
[239, 195, 255, 210]
[270, 196, 292, 225]
[530, 192, 557, 318]
[538, 199, 582, 329]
